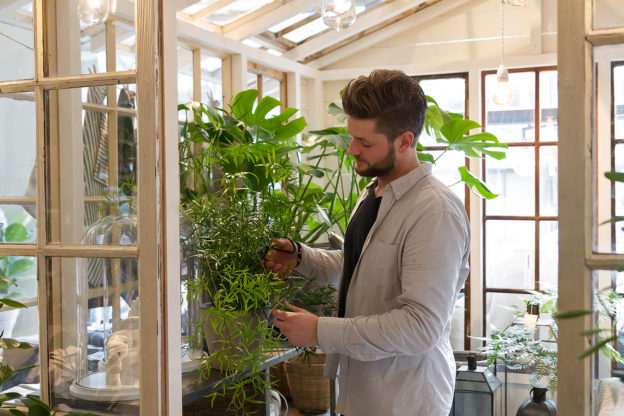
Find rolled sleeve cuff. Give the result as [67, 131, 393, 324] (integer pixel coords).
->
[317, 317, 346, 355]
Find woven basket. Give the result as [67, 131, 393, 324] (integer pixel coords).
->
[182, 382, 264, 416]
[285, 353, 329, 412]
[270, 362, 291, 399]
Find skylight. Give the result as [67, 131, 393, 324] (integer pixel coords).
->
[208, 0, 274, 26]
[268, 11, 315, 33]
[282, 18, 328, 43]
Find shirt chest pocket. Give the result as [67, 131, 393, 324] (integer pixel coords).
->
[349, 239, 402, 312]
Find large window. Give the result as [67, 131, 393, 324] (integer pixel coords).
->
[481, 67, 558, 335]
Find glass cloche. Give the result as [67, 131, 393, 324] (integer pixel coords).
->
[71, 213, 140, 402]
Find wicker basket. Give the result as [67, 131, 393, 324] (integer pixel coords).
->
[285, 353, 329, 412]
[270, 361, 291, 399]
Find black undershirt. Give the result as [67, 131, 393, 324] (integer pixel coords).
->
[338, 188, 382, 318]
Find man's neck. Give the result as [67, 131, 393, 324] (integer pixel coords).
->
[375, 157, 421, 196]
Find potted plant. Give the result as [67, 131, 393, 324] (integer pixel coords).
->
[179, 90, 336, 415]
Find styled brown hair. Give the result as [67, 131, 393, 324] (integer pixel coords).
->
[341, 69, 427, 147]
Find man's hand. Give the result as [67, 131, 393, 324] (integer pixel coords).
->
[263, 238, 298, 277]
[272, 301, 319, 347]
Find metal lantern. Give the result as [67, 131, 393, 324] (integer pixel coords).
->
[450, 355, 503, 416]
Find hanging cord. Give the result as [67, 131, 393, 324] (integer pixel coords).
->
[500, 0, 505, 66]
[0, 31, 33, 51]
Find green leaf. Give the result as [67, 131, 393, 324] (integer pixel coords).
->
[7, 259, 35, 277]
[273, 117, 307, 141]
[9, 409, 27, 416]
[4, 224, 28, 243]
[328, 102, 346, 123]
[601, 216, 624, 225]
[417, 152, 435, 163]
[440, 119, 482, 143]
[554, 310, 592, 320]
[0, 298, 27, 309]
[579, 336, 618, 359]
[458, 166, 498, 199]
[605, 171, 624, 183]
[230, 89, 258, 123]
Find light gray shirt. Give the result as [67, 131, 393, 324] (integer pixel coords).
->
[295, 163, 470, 416]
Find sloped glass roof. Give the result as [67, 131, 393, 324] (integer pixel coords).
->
[207, 0, 274, 25]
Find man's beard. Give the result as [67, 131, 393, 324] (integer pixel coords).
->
[354, 145, 396, 178]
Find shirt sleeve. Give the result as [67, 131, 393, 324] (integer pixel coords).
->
[317, 211, 470, 361]
[294, 243, 343, 290]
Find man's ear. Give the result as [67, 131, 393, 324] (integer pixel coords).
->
[396, 131, 415, 153]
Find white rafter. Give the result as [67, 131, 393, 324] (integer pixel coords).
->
[223, 0, 313, 41]
[282, 0, 431, 62]
[311, 0, 479, 68]
[189, 0, 236, 22]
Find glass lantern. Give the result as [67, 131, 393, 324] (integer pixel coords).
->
[70, 213, 140, 402]
[450, 355, 503, 416]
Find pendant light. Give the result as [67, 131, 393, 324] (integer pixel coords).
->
[493, 0, 512, 106]
[77, 0, 116, 26]
[321, 0, 356, 31]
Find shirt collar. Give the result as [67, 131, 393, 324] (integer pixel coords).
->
[377, 163, 432, 200]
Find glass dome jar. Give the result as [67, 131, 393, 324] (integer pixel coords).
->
[70, 213, 140, 401]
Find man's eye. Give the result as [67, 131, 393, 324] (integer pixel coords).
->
[361, 143, 372, 148]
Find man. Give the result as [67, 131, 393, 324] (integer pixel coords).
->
[267, 69, 470, 415]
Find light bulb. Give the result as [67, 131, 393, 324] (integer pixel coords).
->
[493, 63, 512, 106]
[322, 0, 356, 31]
[77, 0, 111, 26]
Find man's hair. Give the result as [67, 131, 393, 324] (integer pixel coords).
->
[341, 69, 427, 147]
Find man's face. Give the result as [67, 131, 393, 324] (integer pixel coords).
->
[346, 116, 396, 178]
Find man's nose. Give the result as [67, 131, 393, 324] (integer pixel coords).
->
[347, 139, 358, 156]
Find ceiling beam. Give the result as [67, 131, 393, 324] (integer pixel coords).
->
[223, 0, 313, 41]
[273, 11, 319, 38]
[257, 32, 297, 50]
[311, 0, 480, 68]
[303, 0, 443, 65]
[189, 0, 235, 22]
[282, 0, 430, 62]
[176, 16, 319, 79]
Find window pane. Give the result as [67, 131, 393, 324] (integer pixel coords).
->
[53, 4, 136, 76]
[485, 146, 535, 216]
[200, 50, 222, 107]
[48, 86, 138, 244]
[0, 206, 36, 244]
[0, 92, 36, 197]
[116, 20, 136, 72]
[247, 72, 258, 91]
[485, 71, 536, 142]
[0, 305, 39, 389]
[48, 256, 139, 415]
[178, 46, 193, 105]
[594, 62, 624, 254]
[539, 145, 558, 216]
[594, 0, 624, 30]
[615, 65, 624, 141]
[591, 270, 624, 379]
[539, 221, 558, 290]
[485, 220, 535, 289]
[418, 77, 467, 147]
[428, 150, 465, 204]
[539, 71, 558, 142]
[485, 292, 529, 336]
[262, 76, 282, 118]
[0, 1, 34, 81]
